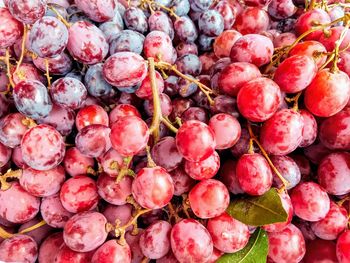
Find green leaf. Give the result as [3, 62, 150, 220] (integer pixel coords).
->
[226, 188, 287, 226]
[217, 228, 268, 263]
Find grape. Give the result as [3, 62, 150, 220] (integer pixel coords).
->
[75, 0, 115, 22]
[176, 42, 198, 57]
[132, 166, 174, 209]
[0, 113, 28, 148]
[304, 69, 350, 117]
[181, 106, 208, 122]
[198, 34, 215, 51]
[135, 70, 164, 100]
[273, 32, 297, 48]
[63, 147, 94, 177]
[268, 224, 306, 263]
[0, 94, 8, 119]
[110, 116, 149, 156]
[50, 77, 87, 110]
[319, 108, 350, 150]
[41, 193, 74, 228]
[273, 55, 317, 93]
[38, 232, 64, 263]
[198, 10, 224, 37]
[184, 150, 220, 180]
[219, 159, 244, 194]
[219, 62, 260, 97]
[67, 21, 108, 65]
[260, 109, 304, 155]
[207, 212, 250, 253]
[0, 7, 23, 48]
[169, 165, 195, 196]
[0, 142, 11, 168]
[54, 244, 95, 263]
[338, 51, 350, 76]
[318, 26, 350, 52]
[103, 51, 147, 87]
[237, 77, 281, 122]
[11, 62, 46, 86]
[143, 31, 177, 64]
[270, 155, 301, 190]
[19, 165, 65, 197]
[236, 153, 273, 196]
[102, 204, 132, 230]
[299, 109, 317, 147]
[295, 8, 331, 40]
[175, 54, 202, 76]
[170, 219, 213, 262]
[213, 30, 242, 58]
[151, 136, 183, 172]
[289, 40, 327, 69]
[109, 104, 141, 125]
[0, 181, 40, 223]
[336, 231, 350, 263]
[149, 11, 174, 39]
[0, 234, 38, 263]
[311, 201, 348, 240]
[60, 175, 99, 213]
[213, 1, 236, 30]
[63, 211, 108, 252]
[172, 0, 190, 16]
[13, 80, 52, 120]
[29, 16, 68, 58]
[8, 0, 46, 24]
[318, 152, 350, 196]
[177, 74, 198, 97]
[156, 251, 179, 263]
[174, 16, 198, 43]
[176, 120, 216, 162]
[290, 181, 330, 222]
[268, 0, 296, 19]
[33, 53, 73, 75]
[109, 30, 145, 55]
[234, 7, 269, 34]
[125, 229, 145, 263]
[189, 179, 230, 218]
[18, 217, 53, 244]
[145, 93, 173, 117]
[75, 124, 111, 158]
[12, 146, 27, 169]
[21, 124, 65, 170]
[139, 220, 172, 259]
[123, 7, 148, 34]
[303, 239, 338, 263]
[92, 240, 131, 263]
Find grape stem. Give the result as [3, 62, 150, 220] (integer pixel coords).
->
[247, 123, 289, 191]
[161, 116, 179, 133]
[145, 146, 157, 168]
[141, 257, 150, 263]
[167, 202, 181, 223]
[0, 226, 13, 239]
[0, 169, 22, 191]
[116, 156, 133, 183]
[14, 25, 28, 74]
[21, 117, 37, 128]
[154, 61, 216, 105]
[4, 49, 15, 89]
[44, 59, 52, 88]
[181, 193, 191, 218]
[19, 220, 47, 234]
[142, 0, 180, 19]
[148, 57, 162, 143]
[337, 196, 350, 207]
[49, 6, 71, 28]
[285, 92, 302, 111]
[331, 21, 350, 73]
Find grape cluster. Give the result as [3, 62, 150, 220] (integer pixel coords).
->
[0, 0, 349, 262]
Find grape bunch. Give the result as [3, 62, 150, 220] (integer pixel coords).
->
[0, 0, 349, 262]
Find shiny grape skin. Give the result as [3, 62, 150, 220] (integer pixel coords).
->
[41, 193, 74, 228]
[103, 51, 148, 87]
[110, 115, 149, 156]
[184, 151, 220, 180]
[319, 107, 350, 150]
[267, 224, 306, 263]
[33, 53, 73, 76]
[268, 0, 296, 19]
[289, 40, 327, 69]
[304, 69, 350, 117]
[174, 16, 198, 43]
[60, 175, 99, 213]
[0, 234, 38, 263]
[38, 232, 64, 263]
[290, 181, 330, 222]
[11, 62, 46, 86]
[84, 63, 112, 97]
[303, 239, 338, 263]
[230, 34, 274, 67]
[273, 55, 317, 93]
[299, 109, 317, 148]
[91, 240, 131, 263]
[149, 11, 174, 39]
[8, 0, 46, 24]
[109, 30, 145, 55]
[317, 152, 350, 196]
[311, 201, 348, 240]
[213, 30, 242, 58]
[175, 54, 202, 76]
[109, 104, 141, 125]
[54, 244, 96, 263]
[337, 231, 350, 263]
[318, 26, 350, 52]
[75, 0, 115, 22]
[50, 77, 88, 110]
[0, 181, 40, 223]
[139, 220, 172, 259]
[132, 166, 174, 209]
[198, 10, 224, 37]
[123, 7, 148, 34]
[260, 109, 304, 155]
[219, 159, 244, 194]
[189, 179, 230, 219]
[67, 21, 108, 65]
[13, 80, 53, 120]
[75, 104, 109, 131]
[234, 7, 270, 35]
[21, 124, 65, 170]
[338, 51, 350, 76]
[236, 153, 273, 196]
[237, 77, 281, 122]
[63, 211, 108, 253]
[0, 112, 28, 148]
[19, 165, 65, 197]
[270, 155, 301, 190]
[170, 219, 213, 263]
[176, 120, 216, 162]
[0, 7, 23, 48]
[169, 166, 196, 196]
[29, 16, 69, 58]
[63, 147, 94, 177]
[136, 70, 165, 100]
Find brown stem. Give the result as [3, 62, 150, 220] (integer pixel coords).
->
[167, 202, 181, 223]
[337, 196, 350, 207]
[331, 22, 350, 73]
[161, 117, 179, 133]
[145, 146, 157, 168]
[247, 123, 289, 190]
[0, 169, 23, 191]
[5, 49, 15, 89]
[181, 194, 191, 219]
[116, 156, 133, 183]
[21, 117, 37, 128]
[148, 57, 161, 143]
[15, 25, 28, 73]
[49, 6, 71, 28]
[285, 92, 302, 111]
[44, 59, 52, 88]
[0, 226, 13, 239]
[19, 220, 47, 234]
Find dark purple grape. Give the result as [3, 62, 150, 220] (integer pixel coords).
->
[175, 54, 202, 76]
[84, 63, 113, 97]
[177, 75, 198, 97]
[109, 29, 145, 55]
[176, 42, 198, 57]
[123, 7, 148, 34]
[174, 16, 198, 43]
[198, 10, 224, 37]
[198, 34, 215, 51]
[164, 75, 179, 97]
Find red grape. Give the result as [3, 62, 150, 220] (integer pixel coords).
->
[213, 30, 242, 58]
[337, 231, 350, 263]
[75, 104, 109, 132]
[39, 232, 64, 263]
[0, 234, 38, 263]
[268, 0, 296, 19]
[234, 7, 270, 34]
[299, 109, 317, 147]
[0, 141, 11, 166]
[135, 70, 165, 100]
[0, 7, 23, 48]
[270, 155, 301, 189]
[92, 240, 131, 263]
[41, 193, 73, 228]
[219, 159, 244, 194]
[75, 0, 115, 22]
[33, 53, 73, 75]
[304, 239, 338, 263]
[8, 0, 46, 24]
[169, 165, 196, 196]
[184, 151, 220, 180]
[109, 104, 141, 125]
[143, 31, 177, 64]
[63, 147, 94, 177]
[54, 244, 95, 263]
[289, 40, 327, 69]
[318, 26, 350, 52]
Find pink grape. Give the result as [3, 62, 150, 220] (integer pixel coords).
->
[184, 151, 220, 180]
[38, 232, 64, 263]
[63, 147, 95, 177]
[0, 234, 38, 263]
[92, 240, 131, 263]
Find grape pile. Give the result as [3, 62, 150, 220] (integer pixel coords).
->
[0, 0, 349, 262]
